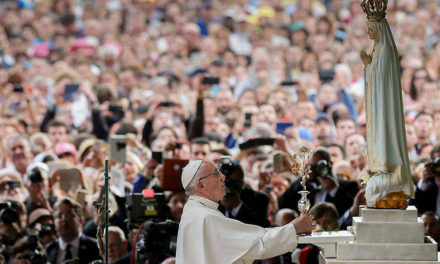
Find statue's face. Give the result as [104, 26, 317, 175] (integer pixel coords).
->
[367, 26, 376, 40]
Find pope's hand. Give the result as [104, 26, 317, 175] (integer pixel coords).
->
[292, 214, 315, 235]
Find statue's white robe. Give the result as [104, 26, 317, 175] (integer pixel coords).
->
[176, 195, 298, 264]
[364, 19, 415, 206]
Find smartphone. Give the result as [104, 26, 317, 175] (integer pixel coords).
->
[202, 76, 220, 85]
[109, 135, 126, 163]
[280, 80, 297, 86]
[244, 113, 252, 128]
[162, 159, 189, 191]
[47, 161, 68, 179]
[59, 169, 81, 193]
[159, 102, 175, 107]
[110, 168, 126, 197]
[238, 138, 275, 150]
[13, 84, 24, 93]
[63, 83, 80, 101]
[76, 189, 88, 206]
[152, 151, 163, 164]
[318, 69, 335, 81]
[276, 121, 294, 135]
[109, 105, 123, 115]
[273, 153, 284, 173]
[254, 138, 275, 146]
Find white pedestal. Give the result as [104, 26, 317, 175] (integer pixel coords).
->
[337, 236, 438, 261]
[298, 231, 354, 258]
[305, 206, 440, 263]
[353, 216, 424, 243]
[361, 206, 418, 222]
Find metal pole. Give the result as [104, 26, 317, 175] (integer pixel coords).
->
[105, 157, 109, 264]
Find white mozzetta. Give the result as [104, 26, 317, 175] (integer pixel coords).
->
[353, 216, 424, 243]
[360, 206, 418, 222]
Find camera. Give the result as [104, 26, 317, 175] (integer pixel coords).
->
[39, 224, 56, 238]
[22, 249, 47, 264]
[244, 113, 252, 128]
[0, 180, 21, 192]
[159, 102, 175, 107]
[126, 191, 167, 224]
[0, 201, 19, 225]
[128, 190, 179, 264]
[318, 69, 335, 81]
[15, 230, 48, 264]
[13, 84, 24, 93]
[29, 169, 44, 184]
[202, 76, 220, 85]
[219, 156, 241, 196]
[430, 158, 440, 176]
[311, 160, 332, 179]
[135, 220, 179, 264]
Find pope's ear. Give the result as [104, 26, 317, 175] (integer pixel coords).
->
[196, 180, 204, 190]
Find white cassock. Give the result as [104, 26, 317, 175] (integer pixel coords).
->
[176, 195, 298, 264]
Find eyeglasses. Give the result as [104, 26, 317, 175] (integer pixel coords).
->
[198, 169, 221, 182]
[56, 211, 76, 219]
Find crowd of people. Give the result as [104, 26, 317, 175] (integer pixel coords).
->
[1, 0, 440, 263]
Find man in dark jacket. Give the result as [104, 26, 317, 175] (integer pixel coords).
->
[278, 147, 359, 219]
[414, 145, 440, 215]
[220, 159, 270, 227]
[45, 196, 100, 264]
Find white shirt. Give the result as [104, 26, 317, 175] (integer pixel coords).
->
[314, 185, 338, 204]
[56, 234, 81, 264]
[176, 195, 298, 264]
[225, 201, 243, 218]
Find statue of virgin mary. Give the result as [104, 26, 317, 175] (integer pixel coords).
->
[360, 0, 414, 208]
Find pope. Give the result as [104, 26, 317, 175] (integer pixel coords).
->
[176, 160, 315, 264]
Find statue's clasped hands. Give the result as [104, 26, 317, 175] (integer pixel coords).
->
[360, 50, 372, 67]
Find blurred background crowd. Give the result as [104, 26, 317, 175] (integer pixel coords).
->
[1, 0, 440, 263]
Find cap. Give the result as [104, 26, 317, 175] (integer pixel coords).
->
[28, 208, 52, 227]
[54, 142, 77, 158]
[234, 13, 248, 23]
[315, 113, 331, 123]
[189, 68, 208, 78]
[290, 21, 306, 32]
[77, 138, 95, 162]
[33, 152, 58, 164]
[298, 128, 314, 142]
[70, 38, 94, 57]
[32, 42, 50, 58]
[257, 6, 275, 18]
[181, 160, 203, 189]
[26, 162, 49, 174]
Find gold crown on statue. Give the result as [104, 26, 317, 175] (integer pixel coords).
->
[361, 0, 387, 21]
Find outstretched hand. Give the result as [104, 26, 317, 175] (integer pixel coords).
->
[292, 213, 315, 235]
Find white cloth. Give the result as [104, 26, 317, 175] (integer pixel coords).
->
[56, 234, 80, 264]
[364, 19, 415, 206]
[176, 195, 298, 264]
